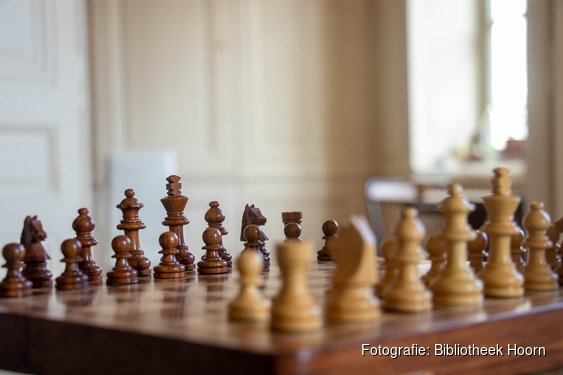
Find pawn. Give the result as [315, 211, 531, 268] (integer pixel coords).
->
[468, 230, 488, 273]
[284, 222, 302, 242]
[228, 249, 270, 321]
[205, 201, 232, 268]
[72, 208, 103, 283]
[271, 240, 321, 332]
[375, 237, 397, 298]
[198, 228, 229, 274]
[107, 235, 138, 286]
[317, 220, 338, 261]
[55, 239, 89, 291]
[382, 208, 432, 313]
[510, 227, 526, 273]
[154, 232, 186, 279]
[0, 243, 32, 298]
[421, 234, 446, 287]
[523, 202, 558, 291]
[242, 225, 263, 255]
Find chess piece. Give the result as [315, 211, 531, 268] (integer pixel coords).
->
[198, 228, 229, 274]
[241, 204, 270, 269]
[421, 234, 446, 287]
[154, 231, 186, 279]
[161, 175, 195, 271]
[430, 184, 483, 306]
[282, 211, 302, 225]
[479, 167, 524, 298]
[228, 248, 270, 321]
[204, 201, 232, 268]
[317, 220, 338, 261]
[468, 230, 488, 273]
[510, 227, 526, 273]
[375, 237, 397, 298]
[55, 238, 89, 291]
[242, 225, 263, 256]
[271, 240, 321, 332]
[383, 208, 432, 313]
[20, 215, 52, 288]
[107, 235, 138, 286]
[283, 222, 302, 242]
[117, 189, 151, 277]
[325, 215, 380, 323]
[523, 202, 558, 291]
[72, 208, 103, 283]
[546, 226, 561, 271]
[0, 243, 32, 298]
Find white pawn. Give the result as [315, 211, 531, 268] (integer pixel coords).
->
[431, 184, 483, 306]
[523, 202, 558, 291]
[228, 249, 270, 321]
[383, 208, 431, 313]
[271, 240, 321, 332]
[479, 167, 524, 298]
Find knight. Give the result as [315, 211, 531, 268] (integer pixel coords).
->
[20, 215, 53, 288]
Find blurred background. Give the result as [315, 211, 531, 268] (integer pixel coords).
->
[0, 0, 561, 273]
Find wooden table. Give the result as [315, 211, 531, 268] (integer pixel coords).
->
[0, 261, 562, 375]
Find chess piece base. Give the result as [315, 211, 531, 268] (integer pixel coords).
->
[106, 271, 138, 286]
[325, 288, 380, 323]
[0, 280, 32, 298]
[22, 263, 52, 288]
[228, 300, 270, 322]
[55, 275, 88, 291]
[524, 266, 558, 291]
[479, 265, 524, 298]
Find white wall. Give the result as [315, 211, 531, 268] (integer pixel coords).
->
[90, 0, 382, 267]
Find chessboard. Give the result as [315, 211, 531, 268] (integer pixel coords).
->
[0, 259, 563, 375]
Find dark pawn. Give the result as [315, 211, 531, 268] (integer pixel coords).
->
[116, 189, 151, 277]
[317, 220, 338, 261]
[242, 225, 263, 254]
[205, 201, 232, 267]
[160, 175, 195, 271]
[154, 232, 186, 280]
[107, 235, 138, 286]
[20, 215, 52, 288]
[198, 228, 229, 274]
[55, 239, 89, 291]
[284, 222, 302, 242]
[0, 243, 32, 298]
[72, 208, 103, 283]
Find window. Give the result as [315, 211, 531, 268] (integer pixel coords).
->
[407, 0, 527, 173]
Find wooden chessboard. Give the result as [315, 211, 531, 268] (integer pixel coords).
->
[1, 260, 563, 375]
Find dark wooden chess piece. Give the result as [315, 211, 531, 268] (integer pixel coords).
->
[72, 208, 103, 283]
[198, 228, 229, 274]
[116, 189, 151, 277]
[317, 219, 338, 261]
[154, 231, 186, 279]
[282, 211, 303, 226]
[205, 201, 232, 268]
[241, 204, 269, 269]
[160, 175, 195, 271]
[284, 222, 302, 242]
[107, 235, 138, 286]
[55, 238, 89, 291]
[242, 225, 263, 257]
[20, 215, 53, 288]
[0, 243, 32, 298]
